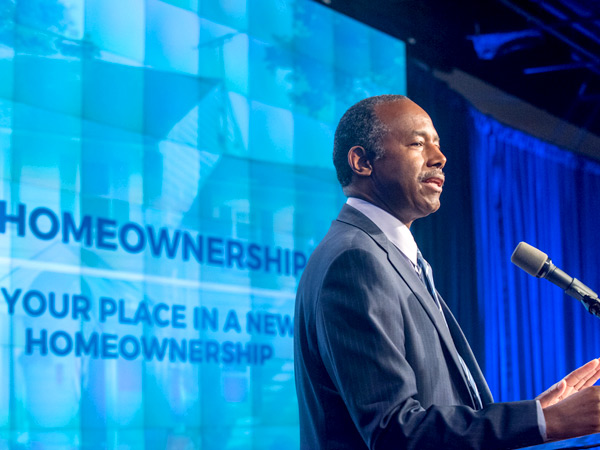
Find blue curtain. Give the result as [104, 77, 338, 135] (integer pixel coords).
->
[470, 108, 600, 403]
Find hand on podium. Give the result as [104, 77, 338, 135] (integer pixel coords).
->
[536, 358, 600, 440]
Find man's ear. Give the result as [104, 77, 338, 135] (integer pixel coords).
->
[347, 146, 373, 177]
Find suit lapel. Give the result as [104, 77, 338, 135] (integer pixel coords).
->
[385, 243, 482, 407]
[442, 303, 494, 405]
[337, 204, 484, 408]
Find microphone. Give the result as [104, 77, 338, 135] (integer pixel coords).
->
[511, 242, 600, 319]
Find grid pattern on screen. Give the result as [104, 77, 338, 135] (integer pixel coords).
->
[0, 0, 406, 448]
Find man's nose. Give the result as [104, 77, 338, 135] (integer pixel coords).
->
[427, 144, 446, 169]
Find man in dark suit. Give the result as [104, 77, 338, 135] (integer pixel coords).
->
[294, 95, 600, 449]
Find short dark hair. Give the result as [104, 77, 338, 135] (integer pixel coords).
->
[333, 94, 408, 187]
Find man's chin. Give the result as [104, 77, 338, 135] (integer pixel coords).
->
[420, 201, 441, 218]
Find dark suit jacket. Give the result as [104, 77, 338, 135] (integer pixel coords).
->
[294, 204, 544, 449]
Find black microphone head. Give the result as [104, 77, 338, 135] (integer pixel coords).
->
[511, 242, 548, 277]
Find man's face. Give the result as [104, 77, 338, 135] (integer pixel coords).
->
[369, 99, 446, 227]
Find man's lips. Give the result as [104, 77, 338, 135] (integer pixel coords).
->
[422, 176, 444, 187]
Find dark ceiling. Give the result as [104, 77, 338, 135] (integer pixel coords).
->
[319, 0, 600, 137]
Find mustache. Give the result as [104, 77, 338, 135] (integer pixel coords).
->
[418, 169, 445, 182]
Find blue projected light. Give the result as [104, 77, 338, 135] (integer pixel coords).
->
[0, 0, 407, 448]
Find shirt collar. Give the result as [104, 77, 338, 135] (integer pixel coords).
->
[346, 197, 419, 266]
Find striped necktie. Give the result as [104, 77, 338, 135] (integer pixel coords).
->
[416, 250, 483, 410]
[416, 250, 443, 313]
